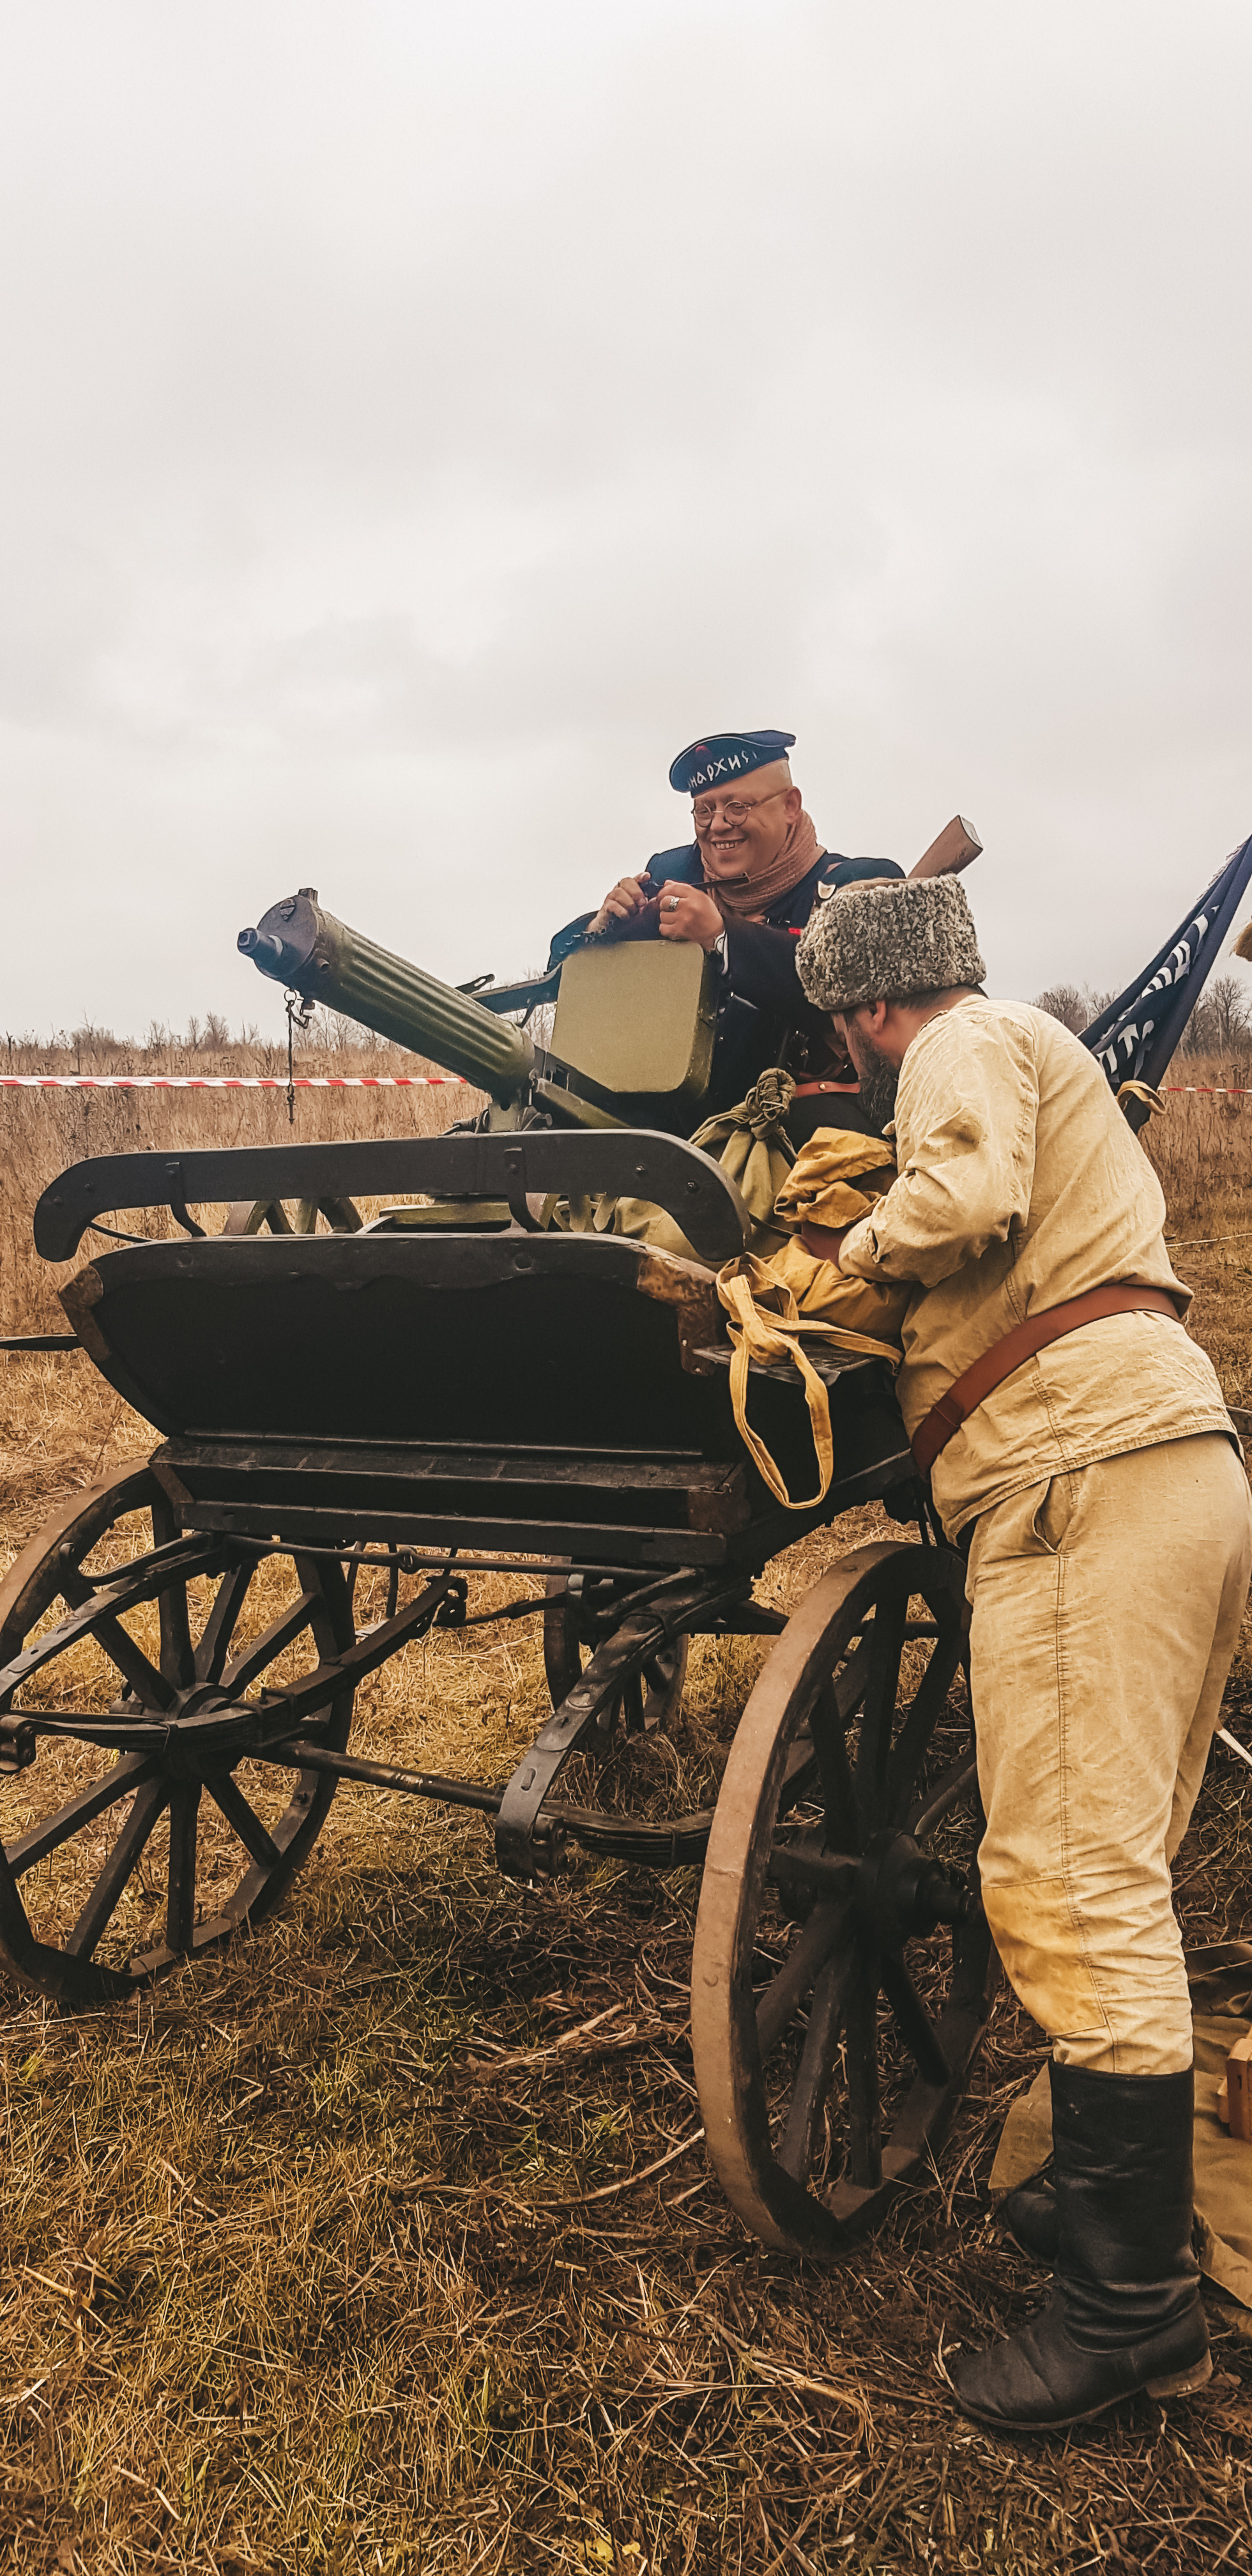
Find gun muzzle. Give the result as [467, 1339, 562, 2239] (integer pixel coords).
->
[238, 889, 535, 1106]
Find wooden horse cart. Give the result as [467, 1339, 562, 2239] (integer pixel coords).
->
[0, 1123, 994, 2258]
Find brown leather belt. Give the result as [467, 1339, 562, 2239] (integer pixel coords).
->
[910, 1285, 1182, 1475]
[792, 1080, 862, 1097]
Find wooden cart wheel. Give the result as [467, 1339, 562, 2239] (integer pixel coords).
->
[543, 1572, 689, 1736]
[0, 1458, 357, 2005]
[691, 1541, 995, 2255]
[221, 1199, 362, 1236]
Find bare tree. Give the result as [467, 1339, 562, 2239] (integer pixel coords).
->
[1034, 983, 1088, 1033]
[1033, 984, 1115, 1036]
[1177, 972, 1252, 1057]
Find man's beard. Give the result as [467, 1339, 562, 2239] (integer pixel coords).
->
[849, 1033, 899, 1131]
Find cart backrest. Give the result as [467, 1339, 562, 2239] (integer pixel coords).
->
[35, 1130, 752, 1265]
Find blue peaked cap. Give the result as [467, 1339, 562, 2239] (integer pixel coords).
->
[669, 730, 796, 795]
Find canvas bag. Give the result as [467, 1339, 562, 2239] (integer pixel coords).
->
[715, 1126, 912, 1509]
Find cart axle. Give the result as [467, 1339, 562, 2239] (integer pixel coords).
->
[768, 1827, 972, 1944]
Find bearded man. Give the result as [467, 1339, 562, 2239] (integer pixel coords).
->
[548, 729, 901, 1139]
[794, 875, 1251, 2432]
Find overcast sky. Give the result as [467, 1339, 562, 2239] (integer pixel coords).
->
[3, 0, 1252, 1043]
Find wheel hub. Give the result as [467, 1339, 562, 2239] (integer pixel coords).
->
[768, 1825, 970, 1945]
[855, 1828, 970, 1945]
[165, 1683, 277, 1759]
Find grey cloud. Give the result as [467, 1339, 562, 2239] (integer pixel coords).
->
[2, 0, 1252, 1034]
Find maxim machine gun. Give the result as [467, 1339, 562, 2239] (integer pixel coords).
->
[238, 885, 732, 1139]
[235, 815, 985, 1147]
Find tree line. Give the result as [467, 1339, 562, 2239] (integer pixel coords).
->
[1034, 974, 1252, 1057]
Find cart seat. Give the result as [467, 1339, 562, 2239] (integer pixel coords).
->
[39, 1135, 914, 1567]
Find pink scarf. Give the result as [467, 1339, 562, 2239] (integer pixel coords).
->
[701, 808, 824, 919]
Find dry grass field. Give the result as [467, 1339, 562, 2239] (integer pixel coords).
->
[0, 1055, 1250, 2574]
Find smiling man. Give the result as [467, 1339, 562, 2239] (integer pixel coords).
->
[547, 728, 901, 1136]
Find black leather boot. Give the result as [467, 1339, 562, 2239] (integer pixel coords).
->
[998, 2159, 1057, 2264]
[950, 2063, 1210, 2430]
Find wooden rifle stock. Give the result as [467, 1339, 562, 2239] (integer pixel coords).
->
[909, 816, 983, 880]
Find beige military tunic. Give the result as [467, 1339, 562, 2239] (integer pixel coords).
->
[839, 997, 1251, 2073]
[838, 995, 1233, 1535]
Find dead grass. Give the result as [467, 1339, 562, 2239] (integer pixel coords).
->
[0, 1035, 480, 1338]
[0, 1066, 1250, 2571]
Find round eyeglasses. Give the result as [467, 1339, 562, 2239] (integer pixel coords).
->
[692, 789, 790, 829]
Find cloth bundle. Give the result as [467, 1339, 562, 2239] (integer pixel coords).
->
[715, 1126, 913, 1509]
[687, 1066, 798, 1250]
[771, 1125, 897, 1234]
[553, 1093, 910, 1509]
[556, 1066, 800, 1257]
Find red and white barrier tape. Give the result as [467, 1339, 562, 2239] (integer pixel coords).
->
[3, 1070, 1251, 1099]
[0, 1073, 470, 1091]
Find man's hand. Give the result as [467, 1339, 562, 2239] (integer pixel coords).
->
[657, 884, 724, 950]
[587, 874, 653, 937]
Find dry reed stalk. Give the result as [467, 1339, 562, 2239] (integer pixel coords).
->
[0, 1058, 482, 1337]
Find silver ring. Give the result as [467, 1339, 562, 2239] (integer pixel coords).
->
[666, 895, 680, 911]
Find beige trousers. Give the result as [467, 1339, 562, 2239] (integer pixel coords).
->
[967, 1433, 1252, 2074]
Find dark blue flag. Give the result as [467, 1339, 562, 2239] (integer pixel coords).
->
[1079, 831, 1252, 1130]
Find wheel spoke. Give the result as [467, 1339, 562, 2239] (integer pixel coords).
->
[296, 1554, 356, 1664]
[194, 1559, 256, 1685]
[811, 1676, 860, 1850]
[777, 1723, 820, 1818]
[908, 1754, 978, 1841]
[886, 1632, 964, 1817]
[66, 1775, 169, 1959]
[158, 1590, 195, 1690]
[165, 1782, 202, 1952]
[853, 1607, 906, 1838]
[88, 1613, 174, 1712]
[879, 1951, 949, 2089]
[832, 1632, 876, 1719]
[151, 1488, 195, 1690]
[50, 1558, 174, 1710]
[843, 1938, 883, 2189]
[220, 1590, 320, 1694]
[5, 1753, 158, 1878]
[778, 1940, 859, 2182]
[622, 1671, 645, 1735]
[201, 1765, 281, 1871]
[755, 1897, 853, 2058]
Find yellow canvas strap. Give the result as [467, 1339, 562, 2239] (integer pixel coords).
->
[717, 1256, 900, 1510]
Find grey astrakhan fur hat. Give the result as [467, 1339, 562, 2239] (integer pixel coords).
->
[796, 876, 987, 1013]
